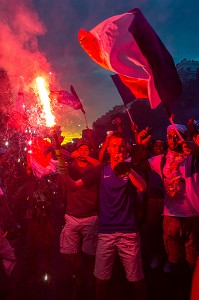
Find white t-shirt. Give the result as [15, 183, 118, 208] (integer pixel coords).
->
[149, 152, 199, 217]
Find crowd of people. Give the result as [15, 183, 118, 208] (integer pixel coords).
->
[0, 116, 199, 300]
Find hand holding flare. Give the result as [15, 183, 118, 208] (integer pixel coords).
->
[51, 130, 67, 174]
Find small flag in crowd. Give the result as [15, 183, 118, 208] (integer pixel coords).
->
[78, 8, 182, 116]
[50, 85, 85, 113]
[27, 137, 58, 178]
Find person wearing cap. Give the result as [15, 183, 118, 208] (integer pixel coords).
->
[58, 138, 101, 300]
[137, 124, 199, 299]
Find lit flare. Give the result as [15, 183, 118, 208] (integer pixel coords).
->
[36, 76, 55, 127]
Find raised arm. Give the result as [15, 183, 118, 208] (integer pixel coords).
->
[129, 168, 147, 192]
[52, 132, 84, 191]
[98, 133, 112, 162]
[71, 149, 101, 167]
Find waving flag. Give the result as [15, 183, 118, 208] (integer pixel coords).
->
[111, 74, 136, 106]
[50, 85, 85, 113]
[78, 8, 182, 116]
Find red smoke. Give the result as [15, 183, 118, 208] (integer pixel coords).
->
[0, 0, 52, 93]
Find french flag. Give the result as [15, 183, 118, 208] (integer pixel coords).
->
[111, 74, 136, 106]
[50, 85, 85, 113]
[27, 137, 58, 179]
[78, 8, 182, 116]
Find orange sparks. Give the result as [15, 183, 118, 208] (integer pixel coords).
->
[36, 76, 55, 127]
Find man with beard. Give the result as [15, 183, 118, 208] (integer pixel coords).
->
[137, 124, 199, 299]
[59, 138, 100, 300]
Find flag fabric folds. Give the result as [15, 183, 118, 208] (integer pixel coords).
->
[78, 8, 182, 116]
[128, 8, 182, 116]
[50, 85, 85, 113]
[111, 74, 136, 106]
[70, 85, 85, 113]
[27, 137, 58, 179]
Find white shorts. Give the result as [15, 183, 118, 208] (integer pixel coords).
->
[60, 214, 98, 255]
[94, 232, 144, 282]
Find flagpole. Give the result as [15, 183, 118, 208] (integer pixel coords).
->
[110, 74, 136, 126]
[169, 116, 184, 141]
[125, 105, 139, 143]
[82, 109, 89, 129]
[125, 106, 134, 125]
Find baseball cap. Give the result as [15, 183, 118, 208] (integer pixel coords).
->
[76, 138, 90, 150]
[167, 124, 187, 135]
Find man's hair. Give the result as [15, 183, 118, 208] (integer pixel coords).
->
[110, 131, 125, 139]
[108, 131, 127, 145]
[75, 138, 90, 150]
[152, 138, 167, 150]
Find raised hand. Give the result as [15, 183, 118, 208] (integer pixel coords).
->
[137, 127, 152, 145]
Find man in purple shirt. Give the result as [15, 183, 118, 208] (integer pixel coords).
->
[94, 132, 147, 300]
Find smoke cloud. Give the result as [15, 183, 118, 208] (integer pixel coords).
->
[0, 0, 51, 93]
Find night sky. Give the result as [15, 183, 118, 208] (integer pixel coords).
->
[1, 0, 199, 134]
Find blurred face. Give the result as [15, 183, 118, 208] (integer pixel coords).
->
[76, 145, 90, 161]
[167, 129, 181, 151]
[107, 137, 126, 165]
[153, 140, 165, 155]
